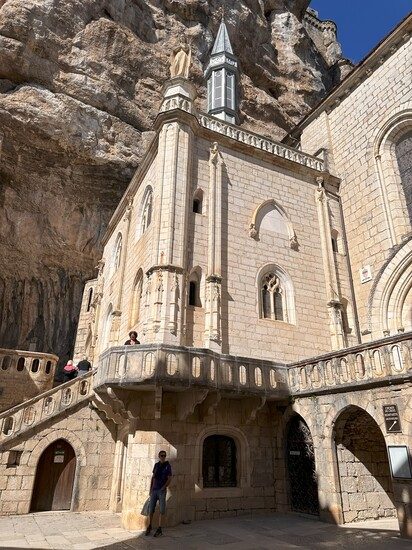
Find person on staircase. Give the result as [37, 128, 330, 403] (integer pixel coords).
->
[76, 356, 92, 376]
[63, 360, 78, 382]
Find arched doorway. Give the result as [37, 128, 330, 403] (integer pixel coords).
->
[286, 415, 319, 515]
[30, 439, 76, 511]
[334, 406, 396, 523]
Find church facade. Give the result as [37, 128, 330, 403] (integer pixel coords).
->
[0, 14, 412, 538]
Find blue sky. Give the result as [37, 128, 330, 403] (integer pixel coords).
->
[311, 1, 411, 62]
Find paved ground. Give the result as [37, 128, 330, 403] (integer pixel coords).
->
[0, 512, 410, 549]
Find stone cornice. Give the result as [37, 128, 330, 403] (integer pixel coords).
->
[286, 13, 412, 141]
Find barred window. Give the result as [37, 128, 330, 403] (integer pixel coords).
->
[202, 435, 237, 488]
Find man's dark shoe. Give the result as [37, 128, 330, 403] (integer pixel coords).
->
[153, 527, 163, 537]
[145, 525, 152, 536]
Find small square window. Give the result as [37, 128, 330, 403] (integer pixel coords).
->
[7, 450, 23, 468]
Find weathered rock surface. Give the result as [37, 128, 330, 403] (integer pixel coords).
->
[0, 0, 348, 364]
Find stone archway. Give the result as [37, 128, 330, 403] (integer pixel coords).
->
[286, 414, 319, 515]
[334, 406, 396, 523]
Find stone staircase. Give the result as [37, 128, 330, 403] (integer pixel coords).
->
[0, 371, 94, 447]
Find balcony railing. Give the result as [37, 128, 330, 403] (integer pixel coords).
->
[95, 335, 412, 399]
[0, 371, 94, 446]
[0, 348, 58, 379]
[95, 345, 289, 398]
[288, 332, 412, 396]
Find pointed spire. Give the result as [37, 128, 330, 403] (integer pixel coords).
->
[211, 20, 233, 55]
[204, 18, 239, 124]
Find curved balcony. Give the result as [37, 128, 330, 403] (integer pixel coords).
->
[95, 345, 289, 399]
[0, 349, 58, 412]
[288, 332, 412, 396]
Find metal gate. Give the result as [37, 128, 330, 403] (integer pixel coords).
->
[286, 415, 319, 515]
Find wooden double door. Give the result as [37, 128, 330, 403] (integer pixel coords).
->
[31, 439, 76, 512]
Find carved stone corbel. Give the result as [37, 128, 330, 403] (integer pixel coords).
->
[243, 396, 266, 424]
[177, 389, 208, 421]
[198, 391, 221, 421]
[91, 392, 130, 425]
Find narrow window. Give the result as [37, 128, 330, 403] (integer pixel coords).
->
[193, 189, 203, 214]
[6, 450, 22, 468]
[86, 288, 93, 312]
[141, 187, 153, 234]
[262, 286, 271, 319]
[112, 234, 122, 272]
[331, 229, 339, 253]
[274, 290, 284, 321]
[189, 281, 197, 306]
[130, 271, 143, 327]
[203, 435, 237, 488]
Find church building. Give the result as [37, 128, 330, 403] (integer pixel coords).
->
[0, 13, 412, 539]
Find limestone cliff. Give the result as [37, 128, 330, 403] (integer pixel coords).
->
[0, 0, 349, 364]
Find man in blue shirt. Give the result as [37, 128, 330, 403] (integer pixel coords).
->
[145, 450, 172, 537]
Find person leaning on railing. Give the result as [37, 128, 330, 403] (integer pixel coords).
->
[124, 331, 140, 345]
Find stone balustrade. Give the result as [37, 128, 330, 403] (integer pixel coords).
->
[0, 349, 59, 412]
[198, 114, 325, 172]
[288, 332, 412, 396]
[0, 371, 94, 446]
[94, 345, 289, 398]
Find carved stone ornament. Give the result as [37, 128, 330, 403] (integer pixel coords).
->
[249, 222, 258, 239]
[210, 141, 219, 164]
[290, 232, 299, 251]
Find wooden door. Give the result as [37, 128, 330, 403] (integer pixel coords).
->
[30, 439, 76, 512]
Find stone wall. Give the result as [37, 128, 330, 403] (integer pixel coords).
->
[335, 408, 396, 522]
[91, 118, 353, 363]
[277, 382, 412, 537]
[0, 402, 116, 515]
[120, 391, 276, 530]
[300, 31, 412, 338]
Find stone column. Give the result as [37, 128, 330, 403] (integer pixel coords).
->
[315, 177, 345, 350]
[121, 421, 176, 531]
[204, 142, 222, 350]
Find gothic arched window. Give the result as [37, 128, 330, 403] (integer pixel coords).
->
[112, 233, 122, 273]
[193, 189, 203, 214]
[141, 186, 153, 235]
[202, 435, 237, 488]
[395, 130, 412, 225]
[130, 270, 143, 327]
[258, 265, 295, 324]
[261, 273, 284, 321]
[188, 267, 201, 307]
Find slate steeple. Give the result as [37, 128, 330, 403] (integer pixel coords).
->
[205, 20, 239, 124]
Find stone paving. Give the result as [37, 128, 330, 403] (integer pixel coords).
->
[0, 512, 410, 549]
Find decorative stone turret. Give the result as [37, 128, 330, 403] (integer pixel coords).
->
[205, 20, 239, 124]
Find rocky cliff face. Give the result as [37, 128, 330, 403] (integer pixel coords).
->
[0, 0, 348, 364]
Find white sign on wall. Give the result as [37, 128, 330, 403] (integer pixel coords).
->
[387, 446, 412, 479]
[360, 265, 372, 283]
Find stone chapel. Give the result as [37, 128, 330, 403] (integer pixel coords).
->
[0, 11, 412, 539]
